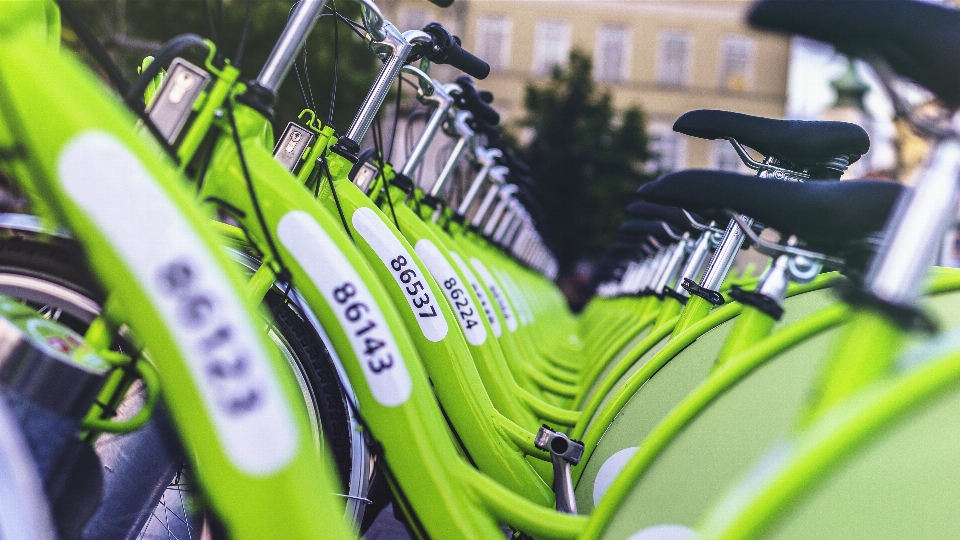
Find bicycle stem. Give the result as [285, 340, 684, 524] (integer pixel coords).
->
[487, 189, 519, 238]
[426, 111, 475, 197]
[343, 24, 428, 146]
[255, 0, 329, 96]
[456, 146, 502, 217]
[469, 166, 508, 228]
[400, 83, 457, 177]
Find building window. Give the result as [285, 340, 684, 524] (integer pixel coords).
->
[594, 25, 631, 82]
[656, 30, 691, 88]
[711, 140, 744, 172]
[476, 16, 513, 72]
[532, 19, 572, 75]
[398, 7, 432, 32]
[649, 127, 687, 173]
[718, 35, 755, 92]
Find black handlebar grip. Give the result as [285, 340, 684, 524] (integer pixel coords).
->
[422, 23, 490, 79]
[425, 0, 454, 6]
[455, 75, 499, 126]
[444, 42, 491, 80]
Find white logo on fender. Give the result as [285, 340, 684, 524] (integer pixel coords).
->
[59, 131, 296, 475]
[450, 252, 501, 338]
[470, 258, 518, 332]
[414, 240, 486, 346]
[351, 207, 448, 342]
[278, 211, 411, 406]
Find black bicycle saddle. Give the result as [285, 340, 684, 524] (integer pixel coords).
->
[749, 0, 960, 107]
[674, 110, 869, 166]
[636, 170, 903, 254]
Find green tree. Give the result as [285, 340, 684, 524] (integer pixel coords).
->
[62, 0, 379, 131]
[517, 50, 654, 277]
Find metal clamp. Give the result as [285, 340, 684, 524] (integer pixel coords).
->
[535, 425, 584, 514]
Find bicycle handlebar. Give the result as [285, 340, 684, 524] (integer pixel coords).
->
[454, 75, 499, 125]
[422, 23, 490, 80]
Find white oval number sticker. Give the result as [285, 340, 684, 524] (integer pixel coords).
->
[59, 131, 296, 475]
[415, 240, 486, 346]
[470, 258, 519, 332]
[494, 268, 534, 326]
[352, 207, 448, 342]
[278, 211, 411, 407]
[449, 251, 501, 338]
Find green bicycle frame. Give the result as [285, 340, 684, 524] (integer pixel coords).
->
[0, 3, 349, 539]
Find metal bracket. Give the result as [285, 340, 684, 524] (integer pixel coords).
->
[535, 425, 584, 514]
[727, 212, 844, 268]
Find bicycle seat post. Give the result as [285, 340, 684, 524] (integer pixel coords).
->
[865, 137, 960, 308]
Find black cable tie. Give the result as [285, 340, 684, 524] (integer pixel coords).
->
[835, 279, 938, 334]
[728, 285, 783, 321]
[681, 278, 725, 305]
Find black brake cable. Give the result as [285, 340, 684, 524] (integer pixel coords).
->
[57, 0, 130, 95]
[387, 75, 404, 163]
[56, 0, 181, 164]
[327, 0, 340, 126]
[233, 0, 253, 68]
[320, 149, 355, 242]
[225, 102, 291, 282]
[216, 0, 226, 51]
[372, 115, 401, 232]
[201, 0, 220, 51]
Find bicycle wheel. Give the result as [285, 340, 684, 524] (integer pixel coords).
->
[0, 385, 56, 540]
[0, 222, 370, 537]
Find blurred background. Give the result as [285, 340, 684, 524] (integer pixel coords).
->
[62, 0, 960, 310]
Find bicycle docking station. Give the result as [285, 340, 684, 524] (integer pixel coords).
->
[534, 424, 584, 514]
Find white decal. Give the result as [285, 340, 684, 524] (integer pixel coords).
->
[278, 211, 411, 406]
[414, 240, 486, 346]
[450, 251, 501, 338]
[494, 268, 534, 326]
[351, 208, 448, 342]
[594, 446, 639, 505]
[627, 525, 697, 540]
[59, 131, 296, 475]
[470, 258, 518, 332]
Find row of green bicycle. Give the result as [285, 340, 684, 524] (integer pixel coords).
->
[2, 0, 960, 538]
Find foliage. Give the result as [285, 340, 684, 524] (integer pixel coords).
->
[62, 0, 379, 131]
[517, 50, 654, 275]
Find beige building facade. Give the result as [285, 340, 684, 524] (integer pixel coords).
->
[381, 0, 790, 171]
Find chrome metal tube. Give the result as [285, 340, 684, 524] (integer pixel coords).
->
[484, 185, 518, 237]
[492, 204, 518, 243]
[456, 147, 501, 216]
[699, 215, 751, 292]
[675, 232, 712, 296]
[344, 24, 415, 144]
[428, 112, 474, 197]
[654, 238, 689, 294]
[867, 139, 960, 305]
[470, 167, 507, 227]
[400, 85, 455, 178]
[256, 0, 329, 93]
